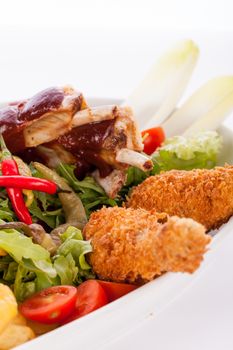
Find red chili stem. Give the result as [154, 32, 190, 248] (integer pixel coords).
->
[0, 176, 57, 194]
[0, 135, 12, 160]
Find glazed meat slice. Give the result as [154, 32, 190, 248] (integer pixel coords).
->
[0, 87, 152, 197]
[0, 86, 85, 154]
[57, 105, 151, 177]
[35, 105, 152, 180]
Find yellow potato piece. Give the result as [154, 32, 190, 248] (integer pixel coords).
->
[12, 314, 27, 326]
[0, 324, 35, 350]
[0, 284, 18, 334]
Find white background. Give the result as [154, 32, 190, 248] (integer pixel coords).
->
[2, 2, 233, 350]
[0, 0, 233, 102]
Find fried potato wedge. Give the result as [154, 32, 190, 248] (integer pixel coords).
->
[0, 324, 35, 350]
[0, 284, 18, 334]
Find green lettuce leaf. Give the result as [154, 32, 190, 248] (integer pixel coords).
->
[22, 258, 57, 278]
[14, 265, 36, 301]
[0, 223, 59, 300]
[57, 239, 92, 269]
[60, 225, 83, 241]
[29, 191, 64, 229]
[54, 226, 93, 284]
[57, 163, 105, 194]
[3, 261, 18, 282]
[0, 198, 16, 221]
[28, 165, 65, 228]
[54, 254, 78, 285]
[0, 224, 93, 300]
[0, 227, 50, 262]
[57, 226, 92, 271]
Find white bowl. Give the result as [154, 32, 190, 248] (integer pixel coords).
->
[16, 98, 233, 350]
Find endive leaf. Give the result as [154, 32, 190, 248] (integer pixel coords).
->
[124, 40, 199, 129]
[163, 76, 233, 137]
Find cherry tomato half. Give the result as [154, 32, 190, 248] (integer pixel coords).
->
[142, 127, 165, 155]
[19, 286, 77, 324]
[62, 280, 108, 324]
[98, 281, 137, 302]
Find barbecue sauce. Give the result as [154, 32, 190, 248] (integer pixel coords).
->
[0, 105, 26, 153]
[19, 87, 64, 122]
[58, 119, 114, 152]
[58, 119, 115, 179]
[0, 88, 65, 153]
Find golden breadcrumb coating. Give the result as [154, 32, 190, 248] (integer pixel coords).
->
[83, 207, 210, 284]
[127, 166, 233, 231]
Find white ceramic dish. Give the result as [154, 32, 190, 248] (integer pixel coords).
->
[16, 98, 233, 350]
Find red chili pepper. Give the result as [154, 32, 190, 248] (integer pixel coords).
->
[0, 176, 57, 194]
[0, 136, 32, 224]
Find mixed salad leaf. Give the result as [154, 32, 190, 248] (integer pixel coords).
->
[56, 163, 118, 215]
[0, 130, 223, 301]
[153, 131, 222, 171]
[0, 225, 92, 301]
[56, 163, 118, 217]
[0, 198, 16, 222]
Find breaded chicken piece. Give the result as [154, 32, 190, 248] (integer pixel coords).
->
[83, 207, 210, 284]
[127, 166, 233, 231]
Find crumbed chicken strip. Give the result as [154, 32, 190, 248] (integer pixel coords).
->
[83, 207, 210, 283]
[127, 166, 233, 231]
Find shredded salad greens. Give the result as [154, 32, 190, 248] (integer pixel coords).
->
[153, 131, 222, 171]
[0, 130, 222, 301]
